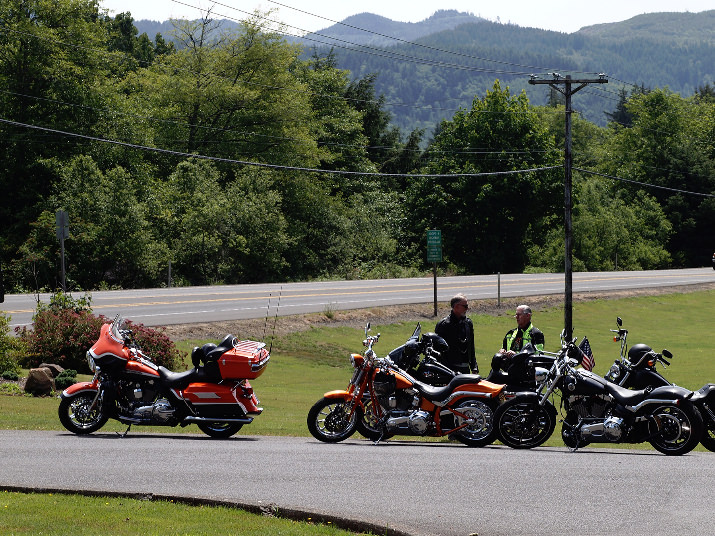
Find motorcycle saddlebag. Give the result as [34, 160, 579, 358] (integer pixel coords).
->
[217, 340, 270, 380]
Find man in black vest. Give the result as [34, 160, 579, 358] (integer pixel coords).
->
[435, 293, 478, 374]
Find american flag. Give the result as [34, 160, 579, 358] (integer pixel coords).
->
[579, 337, 595, 371]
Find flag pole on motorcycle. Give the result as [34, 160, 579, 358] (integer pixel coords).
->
[426, 230, 442, 317]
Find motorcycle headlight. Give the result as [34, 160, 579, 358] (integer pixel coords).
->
[86, 351, 96, 373]
[607, 364, 620, 380]
[534, 367, 549, 384]
[350, 355, 356, 367]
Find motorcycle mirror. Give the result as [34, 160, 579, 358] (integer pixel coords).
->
[617, 317, 622, 327]
[662, 349, 672, 359]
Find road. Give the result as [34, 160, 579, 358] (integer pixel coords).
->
[2, 268, 714, 330]
[0, 430, 712, 536]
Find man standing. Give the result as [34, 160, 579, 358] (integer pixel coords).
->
[435, 293, 478, 374]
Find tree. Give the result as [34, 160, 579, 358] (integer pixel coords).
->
[406, 81, 561, 273]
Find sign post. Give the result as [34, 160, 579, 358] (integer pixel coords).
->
[56, 210, 69, 292]
[426, 230, 442, 317]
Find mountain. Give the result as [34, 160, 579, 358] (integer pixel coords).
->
[133, 10, 715, 134]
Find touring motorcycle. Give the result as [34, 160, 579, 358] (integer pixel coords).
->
[605, 316, 715, 451]
[307, 323, 505, 447]
[495, 333, 704, 455]
[386, 323, 457, 386]
[58, 315, 269, 438]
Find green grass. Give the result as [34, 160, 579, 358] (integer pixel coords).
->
[2, 289, 714, 442]
[0, 490, 364, 535]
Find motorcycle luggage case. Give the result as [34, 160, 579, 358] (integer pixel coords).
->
[217, 340, 270, 380]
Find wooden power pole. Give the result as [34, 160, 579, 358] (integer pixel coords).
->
[529, 74, 607, 340]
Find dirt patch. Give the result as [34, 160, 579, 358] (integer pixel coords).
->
[157, 282, 715, 341]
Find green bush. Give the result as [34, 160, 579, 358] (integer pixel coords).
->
[0, 313, 22, 375]
[17, 292, 183, 373]
[54, 369, 78, 391]
[1, 370, 20, 381]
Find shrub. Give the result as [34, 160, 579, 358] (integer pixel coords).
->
[54, 369, 78, 391]
[0, 313, 22, 375]
[17, 291, 184, 373]
[1, 370, 20, 381]
[124, 319, 183, 370]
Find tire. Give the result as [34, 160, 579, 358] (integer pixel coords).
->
[452, 399, 498, 447]
[58, 391, 108, 434]
[699, 414, 715, 452]
[196, 422, 243, 438]
[356, 397, 393, 441]
[495, 397, 556, 449]
[307, 397, 360, 443]
[648, 402, 703, 455]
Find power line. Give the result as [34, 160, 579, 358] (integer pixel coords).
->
[0, 116, 560, 178]
[574, 167, 715, 198]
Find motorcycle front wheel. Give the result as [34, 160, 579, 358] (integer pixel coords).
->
[197, 422, 244, 439]
[495, 397, 556, 449]
[58, 392, 109, 434]
[699, 416, 715, 452]
[648, 403, 703, 456]
[452, 399, 497, 447]
[307, 397, 360, 443]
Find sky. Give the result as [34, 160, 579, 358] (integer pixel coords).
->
[101, 0, 715, 34]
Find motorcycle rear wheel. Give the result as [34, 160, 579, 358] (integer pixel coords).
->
[58, 392, 109, 434]
[648, 403, 703, 456]
[196, 422, 244, 438]
[307, 397, 360, 443]
[452, 399, 497, 447]
[495, 397, 556, 449]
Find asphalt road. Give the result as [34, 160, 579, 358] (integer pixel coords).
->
[0, 430, 712, 536]
[3, 268, 714, 330]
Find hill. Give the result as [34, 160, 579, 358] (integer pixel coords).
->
[133, 10, 715, 134]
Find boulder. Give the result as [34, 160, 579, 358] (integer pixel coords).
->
[24, 368, 55, 396]
[38, 363, 65, 378]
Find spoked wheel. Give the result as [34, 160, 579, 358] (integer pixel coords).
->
[452, 399, 497, 447]
[307, 397, 360, 443]
[196, 422, 244, 439]
[356, 397, 393, 441]
[58, 392, 109, 434]
[495, 397, 556, 449]
[649, 403, 703, 456]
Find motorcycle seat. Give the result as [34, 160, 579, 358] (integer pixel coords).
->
[604, 381, 650, 405]
[413, 374, 484, 401]
[158, 366, 201, 390]
[204, 334, 236, 362]
[691, 383, 715, 402]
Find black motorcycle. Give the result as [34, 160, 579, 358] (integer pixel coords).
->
[486, 344, 556, 393]
[386, 323, 457, 386]
[605, 316, 715, 452]
[495, 333, 704, 455]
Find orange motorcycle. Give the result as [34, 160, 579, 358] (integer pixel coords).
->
[307, 323, 505, 446]
[58, 315, 269, 438]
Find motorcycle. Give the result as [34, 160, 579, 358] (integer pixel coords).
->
[485, 344, 556, 393]
[495, 333, 704, 455]
[307, 323, 506, 447]
[605, 316, 715, 451]
[386, 323, 457, 386]
[58, 314, 269, 438]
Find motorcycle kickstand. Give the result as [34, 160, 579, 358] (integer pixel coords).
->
[116, 424, 132, 438]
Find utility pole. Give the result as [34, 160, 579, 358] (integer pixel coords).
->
[529, 73, 607, 340]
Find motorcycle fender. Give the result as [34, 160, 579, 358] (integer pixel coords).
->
[323, 390, 352, 401]
[504, 391, 557, 416]
[61, 382, 99, 398]
[648, 384, 693, 401]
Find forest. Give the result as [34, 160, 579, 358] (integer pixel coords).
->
[0, 1, 714, 294]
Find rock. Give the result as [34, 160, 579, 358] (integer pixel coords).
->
[38, 363, 64, 378]
[24, 368, 55, 396]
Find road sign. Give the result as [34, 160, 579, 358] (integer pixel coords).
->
[426, 229, 442, 262]
[56, 210, 69, 241]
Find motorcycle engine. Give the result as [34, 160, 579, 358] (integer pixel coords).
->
[116, 379, 175, 424]
[567, 394, 609, 419]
